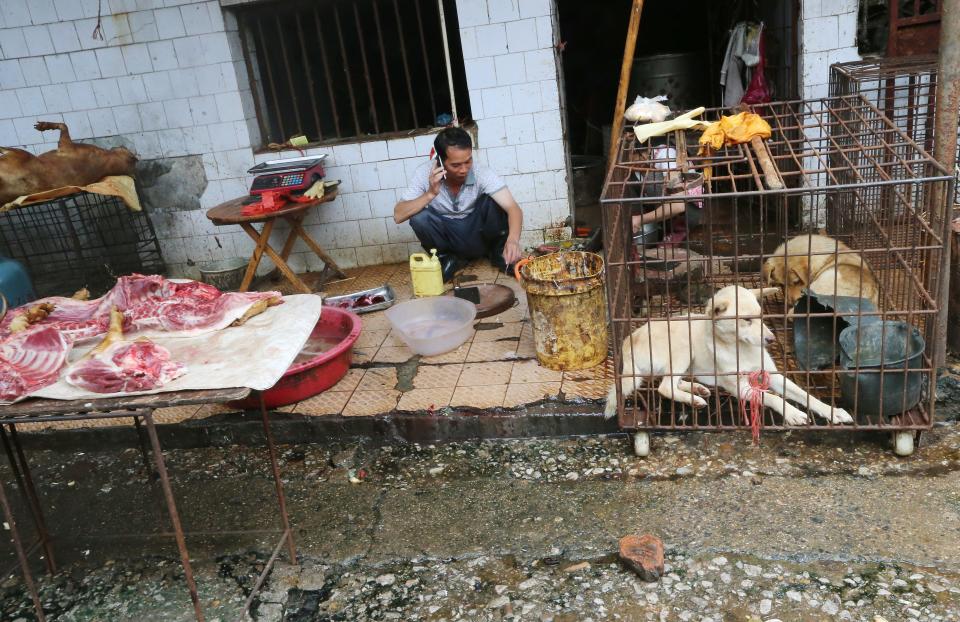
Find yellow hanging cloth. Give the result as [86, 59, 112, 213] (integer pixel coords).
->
[698, 112, 772, 154]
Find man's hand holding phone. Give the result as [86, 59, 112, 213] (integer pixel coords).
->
[428, 157, 446, 199]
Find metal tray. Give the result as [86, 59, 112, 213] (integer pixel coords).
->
[323, 284, 396, 314]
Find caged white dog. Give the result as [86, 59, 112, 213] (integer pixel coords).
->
[604, 285, 854, 426]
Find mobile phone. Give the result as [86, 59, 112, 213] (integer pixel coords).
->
[435, 153, 447, 181]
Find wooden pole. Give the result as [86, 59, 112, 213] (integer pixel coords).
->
[607, 0, 644, 172]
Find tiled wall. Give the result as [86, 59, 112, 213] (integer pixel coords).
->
[0, 0, 569, 280]
[799, 0, 860, 100]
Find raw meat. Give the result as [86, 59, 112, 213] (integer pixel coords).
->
[0, 274, 281, 342]
[65, 340, 186, 394]
[0, 326, 72, 402]
[65, 308, 186, 394]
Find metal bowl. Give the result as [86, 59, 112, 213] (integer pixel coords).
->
[198, 258, 247, 291]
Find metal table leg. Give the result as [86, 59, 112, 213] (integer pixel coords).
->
[259, 395, 297, 562]
[0, 474, 46, 622]
[1, 425, 56, 573]
[142, 410, 206, 622]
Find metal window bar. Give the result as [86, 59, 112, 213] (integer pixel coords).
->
[601, 95, 953, 436]
[235, 0, 471, 147]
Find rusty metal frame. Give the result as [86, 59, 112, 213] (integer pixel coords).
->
[0, 391, 296, 622]
[601, 95, 954, 436]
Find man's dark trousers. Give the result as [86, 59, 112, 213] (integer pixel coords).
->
[408, 194, 509, 265]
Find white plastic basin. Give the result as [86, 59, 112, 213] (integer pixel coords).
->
[385, 296, 476, 356]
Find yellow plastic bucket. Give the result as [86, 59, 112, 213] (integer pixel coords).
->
[514, 251, 608, 371]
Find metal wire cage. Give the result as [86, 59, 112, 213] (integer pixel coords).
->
[0, 192, 166, 298]
[601, 95, 954, 447]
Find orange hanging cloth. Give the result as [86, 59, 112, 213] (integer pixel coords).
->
[698, 112, 772, 154]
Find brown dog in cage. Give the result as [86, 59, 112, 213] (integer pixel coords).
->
[762, 234, 880, 307]
[0, 121, 137, 205]
[604, 285, 854, 426]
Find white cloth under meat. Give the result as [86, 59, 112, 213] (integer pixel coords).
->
[33, 294, 323, 401]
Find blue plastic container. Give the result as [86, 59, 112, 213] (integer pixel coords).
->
[0, 257, 35, 308]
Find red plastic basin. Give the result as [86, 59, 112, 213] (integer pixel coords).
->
[231, 306, 362, 410]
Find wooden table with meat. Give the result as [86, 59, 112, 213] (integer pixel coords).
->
[206, 190, 346, 294]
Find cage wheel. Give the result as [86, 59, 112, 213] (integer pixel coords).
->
[893, 431, 914, 457]
[633, 432, 650, 457]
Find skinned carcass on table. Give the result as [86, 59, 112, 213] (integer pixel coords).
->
[0, 325, 72, 402]
[0, 274, 282, 342]
[66, 308, 185, 394]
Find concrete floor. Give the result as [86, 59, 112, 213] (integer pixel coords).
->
[2, 421, 959, 621]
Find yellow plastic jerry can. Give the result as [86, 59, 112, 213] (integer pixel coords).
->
[410, 249, 444, 297]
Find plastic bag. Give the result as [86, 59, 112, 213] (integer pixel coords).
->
[624, 95, 671, 123]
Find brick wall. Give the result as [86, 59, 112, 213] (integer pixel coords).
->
[0, 0, 569, 280]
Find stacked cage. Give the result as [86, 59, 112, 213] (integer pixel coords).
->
[0, 193, 166, 298]
[601, 95, 954, 456]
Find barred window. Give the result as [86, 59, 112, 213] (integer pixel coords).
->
[235, 0, 471, 147]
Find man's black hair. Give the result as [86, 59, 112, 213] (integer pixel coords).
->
[433, 127, 473, 159]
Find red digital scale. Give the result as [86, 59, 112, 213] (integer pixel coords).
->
[247, 155, 327, 195]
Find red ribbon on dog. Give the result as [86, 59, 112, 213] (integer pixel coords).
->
[740, 370, 770, 444]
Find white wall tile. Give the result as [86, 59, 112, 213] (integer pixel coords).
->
[475, 23, 507, 56]
[113, 104, 143, 133]
[534, 15, 553, 49]
[23, 25, 55, 56]
[66, 81, 98, 110]
[16, 87, 45, 115]
[464, 57, 497, 90]
[155, 6, 186, 39]
[519, 0, 552, 18]
[369, 188, 398, 218]
[515, 141, 546, 174]
[21, 57, 51, 87]
[168, 68, 201, 98]
[195, 63, 227, 94]
[478, 115, 507, 148]
[505, 113, 535, 146]
[214, 92, 244, 121]
[387, 137, 416, 159]
[53, 0, 85, 22]
[361, 140, 389, 162]
[481, 85, 513, 117]
[128, 10, 159, 43]
[459, 26, 479, 60]
[40, 84, 71, 113]
[69, 50, 101, 80]
[385, 219, 418, 244]
[487, 0, 520, 23]
[533, 170, 556, 200]
[95, 47, 127, 77]
[539, 78, 559, 111]
[382, 243, 408, 263]
[455, 0, 489, 27]
[45, 54, 76, 84]
[121, 43, 153, 74]
[189, 94, 218, 125]
[181, 2, 215, 36]
[351, 162, 381, 192]
[0, 27, 29, 58]
[486, 144, 518, 174]
[533, 109, 562, 142]
[163, 97, 192, 128]
[413, 133, 438, 156]
[88, 107, 118, 136]
[802, 16, 838, 52]
[332, 143, 362, 165]
[131, 130, 161, 158]
[505, 19, 538, 53]
[377, 159, 407, 189]
[207, 120, 239, 151]
[0, 59, 26, 88]
[504, 172, 535, 202]
[0, 91, 23, 120]
[172, 36, 203, 68]
[359, 218, 389, 245]
[0, 0, 31, 28]
[115, 75, 147, 104]
[510, 81, 542, 114]
[0, 119, 19, 146]
[356, 245, 383, 267]
[92, 77, 123, 107]
[74, 19, 108, 51]
[62, 110, 92, 138]
[147, 40, 177, 71]
[27, 0, 59, 24]
[183, 124, 211, 154]
[13, 117, 46, 145]
[47, 22, 80, 56]
[494, 52, 525, 86]
[542, 138, 565, 169]
[468, 88, 484, 119]
[138, 101, 167, 131]
[523, 48, 555, 81]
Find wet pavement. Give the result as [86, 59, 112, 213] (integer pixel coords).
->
[2, 421, 960, 621]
